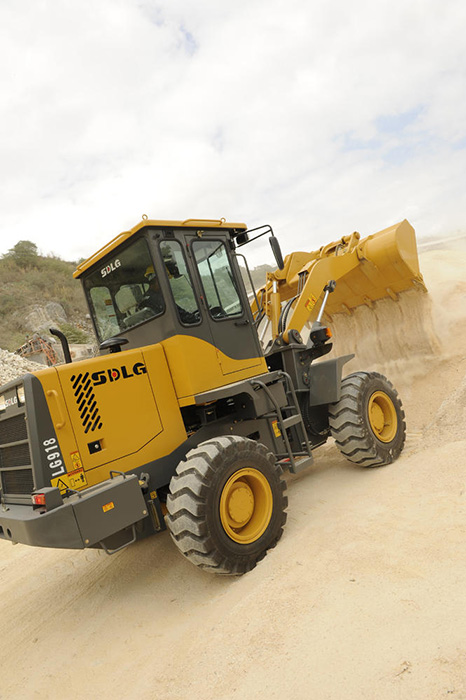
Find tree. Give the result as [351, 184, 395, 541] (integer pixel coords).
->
[5, 240, 39, 268]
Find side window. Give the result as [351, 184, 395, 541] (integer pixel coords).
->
[160, 240, 200, 325]
[89, 287, 120, 340]
[192, 240, 243, 319]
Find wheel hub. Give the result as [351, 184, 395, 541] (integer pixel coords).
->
[219, 468, 273, 544]
[226, 481, 254, 527]
[368, 391, 397, 443]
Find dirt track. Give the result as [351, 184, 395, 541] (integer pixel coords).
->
[1, 240, 465, 699]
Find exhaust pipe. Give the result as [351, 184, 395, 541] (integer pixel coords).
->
[49, 328, 72, 364]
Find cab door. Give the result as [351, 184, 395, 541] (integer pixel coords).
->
[186, 234, 265, 377]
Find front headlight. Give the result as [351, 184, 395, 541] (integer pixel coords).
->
[0, 395, 6, 412]
[17, 385, 25, 405]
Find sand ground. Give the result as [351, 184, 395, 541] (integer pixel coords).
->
[0, 238, 465, 700]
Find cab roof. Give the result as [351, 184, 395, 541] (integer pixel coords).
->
[73, 217, 247, 279]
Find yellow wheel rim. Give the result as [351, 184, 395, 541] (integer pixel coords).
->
[368, 391, 397, 443]
[219, 468, 273, 544]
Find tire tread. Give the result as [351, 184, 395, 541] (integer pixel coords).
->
[166, 436, 287, 575]
[329, 371, 406, 467]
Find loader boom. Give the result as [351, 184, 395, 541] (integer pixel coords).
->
[252, 219, 426, 342]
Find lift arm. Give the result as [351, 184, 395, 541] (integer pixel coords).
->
[251, 219, 426, 341]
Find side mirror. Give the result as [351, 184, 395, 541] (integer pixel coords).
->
[236, 231, 249, 246]
[269, 236, 284, 270]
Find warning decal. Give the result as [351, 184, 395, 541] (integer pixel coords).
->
[52, 467, 88, 493]
[304, 294, 317, 312]
[70, 451, 83, 470]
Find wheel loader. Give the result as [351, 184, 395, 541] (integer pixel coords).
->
[0, 217, 423, 574]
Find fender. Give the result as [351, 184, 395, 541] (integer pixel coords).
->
[308, 354, 354, 406]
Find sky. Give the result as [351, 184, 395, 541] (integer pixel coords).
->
[1, 0, 466, 267]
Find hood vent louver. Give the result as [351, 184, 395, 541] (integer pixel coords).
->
[71, 372, 103, 433]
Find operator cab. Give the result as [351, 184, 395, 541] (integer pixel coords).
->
[75, 220, 264, 362]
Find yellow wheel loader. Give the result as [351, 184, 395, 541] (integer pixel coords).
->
[0, 217, 421, 574]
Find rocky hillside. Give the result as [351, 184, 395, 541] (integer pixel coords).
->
[0, 241, 92, 353]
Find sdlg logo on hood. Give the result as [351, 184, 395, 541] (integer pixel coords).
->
[91, 362, 147, 386]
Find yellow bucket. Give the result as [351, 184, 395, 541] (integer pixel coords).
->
[323, 220, 427, 317]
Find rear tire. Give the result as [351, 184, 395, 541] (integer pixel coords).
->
[329, 372, 406, 467]
[166, 436, 287, 575]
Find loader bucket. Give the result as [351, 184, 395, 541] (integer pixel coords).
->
[255, 218, 440, 365]
[314, 221, 440, 366]
[322, 219, 427, 318]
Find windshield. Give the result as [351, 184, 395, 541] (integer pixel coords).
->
[83, 238, 165, 341]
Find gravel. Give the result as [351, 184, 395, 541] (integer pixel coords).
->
[0, 348, 42, 386]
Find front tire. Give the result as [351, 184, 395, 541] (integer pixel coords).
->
[329, 372, 406, 467]
[166, 436, 287, 575]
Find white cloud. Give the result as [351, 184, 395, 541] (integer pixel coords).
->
[0, 0, 465, 266]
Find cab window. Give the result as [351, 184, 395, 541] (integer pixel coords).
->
[83, 238, 165, 341]
[160, 240, 200, 325]
[192, 240, 242, 319]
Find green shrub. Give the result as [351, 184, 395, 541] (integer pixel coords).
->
[58, 322, 90, 344]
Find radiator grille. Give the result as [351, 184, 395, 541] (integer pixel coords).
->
[0, 411, 33, 497]
[0, 443, 31, 469]
[2, 469, 34, 495]
[0, 414, 27, 445]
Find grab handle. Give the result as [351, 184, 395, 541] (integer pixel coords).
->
[46, 390, 66, 430]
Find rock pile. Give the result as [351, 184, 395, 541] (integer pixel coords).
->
[0, 348, 41, 386]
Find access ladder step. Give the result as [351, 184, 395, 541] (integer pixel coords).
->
[290, 455, 314, 474]
[281, 415, 302, 429]
[278, 454, 314, 474]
